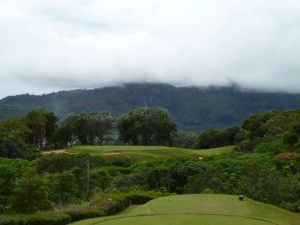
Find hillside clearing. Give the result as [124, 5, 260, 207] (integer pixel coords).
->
[44, 145, 233, 160]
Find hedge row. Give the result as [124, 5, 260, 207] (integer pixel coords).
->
[64, 191, 158, 222]
[0, 212, 70, 225]
[0, 191, 168, 225]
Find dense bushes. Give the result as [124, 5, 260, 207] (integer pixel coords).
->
[0, 158, 29, 211]
[62, 191, 163, 222]
[282, 123, 300, 150]
[235, 109, 300, 153]
[62, 204, 106, 222]
[0, 191, 164, 225]
[24, 212, 71, 225]
[253, 137, 285, 154]
[182, 109, 300, 152]
[1, 149, 299, 216]
[193, 127, 240, 149]
[11, 169, 50, 213]
[130, 155, 300, 211]
[0, 212, 71, 225]
[1, 108, 300, 221]
[182, 159, 299, 211]
[0, 119, 33, 159]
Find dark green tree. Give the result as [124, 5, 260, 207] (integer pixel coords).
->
[242, 114, 267, 140]
[44, 111, 59, 147]
[118, 107, 177, 146]
[53, 125, 73, 148]
[0, 158, 28, 209]
[0, 119, 31, 158]
[46, 171, 79, 204]
[11, 169, 49, 213]
[24, 109, 47, 148]
[89, 111, 113, 145]
[193, 127, 240, 149]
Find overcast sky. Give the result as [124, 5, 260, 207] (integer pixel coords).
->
[1, 0, 300, 98]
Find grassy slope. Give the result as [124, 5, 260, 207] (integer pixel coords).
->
[65, 145, 233, 160]
[70, 194, 300, 225]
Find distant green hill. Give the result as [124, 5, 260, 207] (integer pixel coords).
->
[2, 83, 300, 131]
[71, 194, 300, 225]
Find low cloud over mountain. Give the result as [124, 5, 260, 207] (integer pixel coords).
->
[1, 0, 300, 98]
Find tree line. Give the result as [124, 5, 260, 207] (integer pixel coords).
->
[0, 107, 177, 159]
[2, 106, 300, 160]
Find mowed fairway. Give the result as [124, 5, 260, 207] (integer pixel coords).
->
[55, 145, 233, 160]
[70, 194, 300, 225]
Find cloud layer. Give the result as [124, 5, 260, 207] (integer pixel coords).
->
[1, 0, 300, 98]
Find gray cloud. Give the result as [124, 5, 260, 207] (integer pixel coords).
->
[1, 0, 300, 98]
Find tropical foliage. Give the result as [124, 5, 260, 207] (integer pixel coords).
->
[0, 107, 300, 224]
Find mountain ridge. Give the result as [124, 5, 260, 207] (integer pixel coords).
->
[2, 83, 300, 131]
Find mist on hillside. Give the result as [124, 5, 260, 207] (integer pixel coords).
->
[1, 0, 300, 98]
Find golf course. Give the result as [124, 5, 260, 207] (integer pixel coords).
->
[45, 145, 233, 160]
[70, 194, 300, 225]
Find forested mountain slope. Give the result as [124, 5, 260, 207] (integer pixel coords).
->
[2, 83, 300, 131]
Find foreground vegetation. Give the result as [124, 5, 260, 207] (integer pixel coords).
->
[0, 190, 166, 225]
[1, 150, 299, 219]
[71, 194, 300, 225]
[1, 107, 300, 224]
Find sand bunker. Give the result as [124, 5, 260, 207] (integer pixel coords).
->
[103, 151, 122, 155]
[43, 149, 69, 154]
[193, 154, 205, 160]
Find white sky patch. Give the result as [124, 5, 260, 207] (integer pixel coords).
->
[1, 0, 300, 98]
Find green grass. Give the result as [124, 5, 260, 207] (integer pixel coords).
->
[69, 194, 300, 225]
[62, 145, 233, 161]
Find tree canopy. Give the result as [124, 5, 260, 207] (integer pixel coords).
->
[118, 107, 177, 146]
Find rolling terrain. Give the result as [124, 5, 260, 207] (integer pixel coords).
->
[2, 83, 300, 131]
[70, 194, 300, 225]
[45, 145, 233, 161]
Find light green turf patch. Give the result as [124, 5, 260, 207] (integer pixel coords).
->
[116, 205, 139, 215]
[65, 145, 233, 160]
[92, 214, 275, 225]
[191, 146, 233, 156]
[70, 194, 300, 225]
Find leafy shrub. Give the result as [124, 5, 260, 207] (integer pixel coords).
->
[0, 215, 24, 225]
[11, 169, 50, 213]
[62, 204, 105, 222]
[0, 158, 29, 210]
[254, 138, 285, 154]
[234, 139, 253, 152]
[105, 156, 134, 167]
[63, 190, 167, 222]
[282, 132, 299, 149]
[0, 212, 70, 225]
[193, 127, 240, 149]
[26, 212, 71, 225]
